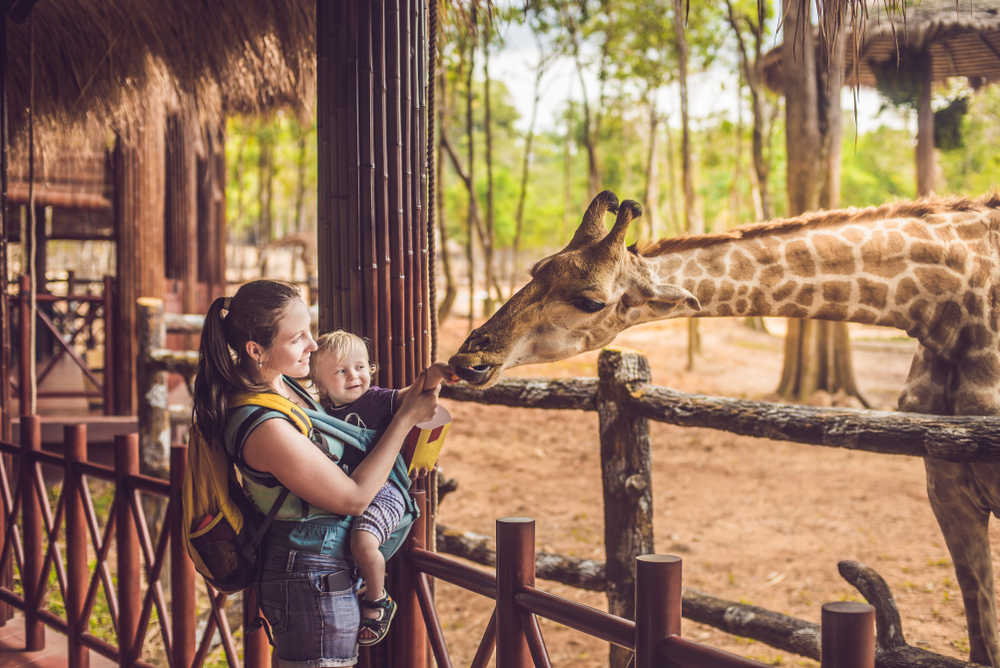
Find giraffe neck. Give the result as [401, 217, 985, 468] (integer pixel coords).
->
[647, 209, 991, 358]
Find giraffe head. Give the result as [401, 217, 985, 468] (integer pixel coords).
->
[450, 191, 701, 387]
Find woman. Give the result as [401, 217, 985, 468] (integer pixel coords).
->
[192, 279, 439, 667]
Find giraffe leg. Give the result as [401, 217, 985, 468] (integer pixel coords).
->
[925, 458, 1000, 667]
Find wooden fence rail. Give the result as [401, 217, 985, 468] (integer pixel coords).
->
[403, 489, 876, 668]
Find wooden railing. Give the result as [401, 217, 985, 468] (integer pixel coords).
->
[0, 411, 263, 668]
[10, 274, 116, 414]
[402, 489, 877, 668]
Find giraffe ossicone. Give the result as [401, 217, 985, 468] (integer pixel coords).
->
[450, 189, 1000, 667]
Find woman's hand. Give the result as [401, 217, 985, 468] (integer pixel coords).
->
[396, 369, 440, 425]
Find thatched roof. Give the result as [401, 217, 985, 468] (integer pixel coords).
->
[763, 1, 1000, 92]
[5, 0, 315, 152]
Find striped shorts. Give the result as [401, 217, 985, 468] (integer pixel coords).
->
[352, 482, 405, 545]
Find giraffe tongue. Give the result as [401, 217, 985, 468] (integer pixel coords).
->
[454, 365, 492, 385]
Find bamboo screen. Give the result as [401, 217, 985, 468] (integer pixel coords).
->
[317, 0, 430, 390]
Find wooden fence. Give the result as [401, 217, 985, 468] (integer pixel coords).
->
[131, 298, 990, 667]
[0, 418, 879, 668]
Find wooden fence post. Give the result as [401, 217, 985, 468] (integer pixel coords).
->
[496, 517, 533, 668]
[20, 415, 43, 649]
[597, 348, 654, 668]
[116, 434, 141, 668]
[635, 555, 681, 668]
[18, 275, 30, 417]
[65, 425, 89, 668]
[170, 446, 195, 668]
[397, 487, 429, 668]
[136, 298, 169, 479]
[102, 275, 115, 416]
[821, 602, 875, 668]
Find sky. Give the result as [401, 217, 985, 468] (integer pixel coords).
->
[485, 13, 912, 137]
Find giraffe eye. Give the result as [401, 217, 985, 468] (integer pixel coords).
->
[576, 298, 606, 313]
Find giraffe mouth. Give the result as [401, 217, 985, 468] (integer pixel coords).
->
[453, 364, 494, 386]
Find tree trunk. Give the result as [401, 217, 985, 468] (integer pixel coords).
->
[257, 128, 275, 276]
[291, 130, 307, 282]
[916, 51, 935, 197]
[642, 97, 661, 242]
[674, 0, 701, 372]
[436, 73, 457, 323]
[562, 93, 575, 246]
[483, 39, 497, 316]
[574, 44, 601, 199]
[777, 0, 865, 406]
[465, 27, 476, 330]
[511, 62, 543, 296]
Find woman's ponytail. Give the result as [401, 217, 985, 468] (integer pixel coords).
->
[191, 280, 302, 442]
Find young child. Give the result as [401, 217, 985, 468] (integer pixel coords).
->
[309, 330, 457, 646]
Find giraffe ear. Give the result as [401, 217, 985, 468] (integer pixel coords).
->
[648, 283, 701, 314]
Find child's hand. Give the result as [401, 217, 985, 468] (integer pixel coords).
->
[423, 362, 460, 391]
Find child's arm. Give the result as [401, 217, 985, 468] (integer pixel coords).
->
[397, 362, 459, 400]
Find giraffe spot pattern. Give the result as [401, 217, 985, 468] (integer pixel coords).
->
[735, 299, 747, 313]
[747, 240, 780, 265]
[759, 264, 785, 289]
[902, 221, 934, 240]
[822, 281, 852, 304]
[841, 227, 866, 245]
[778, 303, 809, 318]
[814, 235, 857, 275]
[878, 311, 911, 330]
[772, 280, 798, 303]
[858, 277, 888, 310]
[911, 241, 944, 264]
[814, 303, 848, 320]
[894, 277, 920, 305]
[737, 285, 749, 297]
[850, 308, 879, 324]
[697, 280, 717, 304]
[685, 257, 705, 278]
[717, 303, 734, 316]
[796, 285, 815, 307]
[730, 250, 756, 281]
[914, 267, 962, 297]
[749, 288, 768, 314]
[960, 353, 1000, 387]
[963, 292, 983, 318]
[785, 240, 815, 277]
[717, 281, 735, 302]
[944, 244, 968, 273]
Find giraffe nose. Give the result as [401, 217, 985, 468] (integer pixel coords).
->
[460, 330, 493, 354]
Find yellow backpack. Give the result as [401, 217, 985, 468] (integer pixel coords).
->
[181, 393, 311, 594]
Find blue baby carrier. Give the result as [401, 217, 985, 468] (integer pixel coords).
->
[224, 379, 417, 562]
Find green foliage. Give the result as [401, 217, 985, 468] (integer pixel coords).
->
[226, 110, 317, 243]
[840, 122, 915, 206]
[938, 85, 1000, 195]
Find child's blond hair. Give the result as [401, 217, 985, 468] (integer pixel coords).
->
[309, 330, 379, 398]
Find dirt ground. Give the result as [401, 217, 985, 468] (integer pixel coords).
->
[428, 314, 990, 667]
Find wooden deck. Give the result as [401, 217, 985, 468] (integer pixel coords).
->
[0, 615, 116, 668]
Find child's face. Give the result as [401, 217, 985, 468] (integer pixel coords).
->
[315, 348, 372, 406]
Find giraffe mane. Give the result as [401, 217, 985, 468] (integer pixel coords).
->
[637, 191, 1000, 257]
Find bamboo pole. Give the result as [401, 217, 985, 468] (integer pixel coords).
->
[169, 446, 195, 668]
[115, 434, 140, 668]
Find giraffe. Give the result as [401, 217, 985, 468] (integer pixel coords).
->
[449, 189, 1000, 667]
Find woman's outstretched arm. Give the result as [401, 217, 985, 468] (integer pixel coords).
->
[243, 370, 439, 516]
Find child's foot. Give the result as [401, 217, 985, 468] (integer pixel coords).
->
[358, 591, 396, 646]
